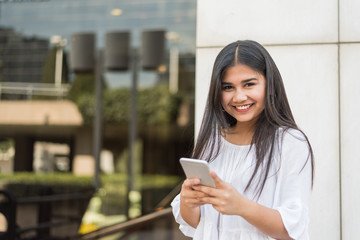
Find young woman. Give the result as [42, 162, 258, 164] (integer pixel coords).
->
[171, 40, 314, 240]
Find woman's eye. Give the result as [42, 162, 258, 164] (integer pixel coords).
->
[222, 85, 233, 90]
[244, 82, 255, 87]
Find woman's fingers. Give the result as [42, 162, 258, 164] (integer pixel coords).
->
[192, 172, 225, 196]
[183, 178, 201, 189]
[209, 171, 225, 188]
[181, 178, 211, 208]
[184, 172, 245, 215]
[181, 178, 210, 199]
[182, 188, 208, 198]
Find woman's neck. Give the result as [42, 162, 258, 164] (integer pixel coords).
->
[223, 122, 256, 146]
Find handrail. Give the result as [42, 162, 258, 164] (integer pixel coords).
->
[155, 182, 181, 209]
[2, 184, 181, 239]
[71, 182, 182, 240]
[0, 82, 70, 98]
[72, 207, 173, 240]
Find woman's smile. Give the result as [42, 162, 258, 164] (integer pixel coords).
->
[234, 103, 254, 112]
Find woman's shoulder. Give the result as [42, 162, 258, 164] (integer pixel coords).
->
[275, 127, 312, 156]
[276, 127, 313, 177]
[277, 127, 308, 143]
[275, 127, 312, 163]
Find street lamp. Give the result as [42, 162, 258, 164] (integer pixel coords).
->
[69, 30, 166, 195]
[50, 35, 67, 87]
[106, 30, 165, 218]
[69, 32, 101, 188]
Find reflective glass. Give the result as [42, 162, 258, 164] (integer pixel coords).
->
[0, 0, 195, 238]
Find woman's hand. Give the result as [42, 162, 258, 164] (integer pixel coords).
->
[180, 177, 209, 208]
[194, 171, 292, 239]
[192, 171, 245, 215]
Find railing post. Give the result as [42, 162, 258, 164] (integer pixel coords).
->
[37, 186, 52, 237]
[26, 85, 33, 100]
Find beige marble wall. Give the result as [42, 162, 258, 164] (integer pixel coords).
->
[196, 0, 360, 238]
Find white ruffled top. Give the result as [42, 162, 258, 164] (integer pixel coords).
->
[171, 128, 312, 240]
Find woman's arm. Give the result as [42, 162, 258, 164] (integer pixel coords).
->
[193, 171, 292, 240]
[239, 197, 292, 240]
[180, 200, 201, 228]
[179, 178, 208, 228]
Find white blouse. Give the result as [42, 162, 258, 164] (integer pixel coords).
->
[171, 128, 312, 240]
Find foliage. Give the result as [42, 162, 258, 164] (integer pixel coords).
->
[0, 172, 181, 189]
[0, 172, 181, 199]
[75, 84, 182, 125]
[67, 73, 96, 102]
[102, 87, 130, 124]
[0, 172, 93, 187]
[76, 93, 95, 123]
[138, 85, 181, 125]
[0, 138, 13, 152]
[100, 173, 182, 190]
[0, 172, 94, 198]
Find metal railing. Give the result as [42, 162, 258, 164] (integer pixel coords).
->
[0, 189, 93, 239]
[71, 183, 183, 240]
[0, 82, 70, 99]
[73, 207, 173, 240]
[0, 183, 184, 240]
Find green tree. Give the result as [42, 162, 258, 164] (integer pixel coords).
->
[74, 85, 182, 125]
[67, 73, 95, 102]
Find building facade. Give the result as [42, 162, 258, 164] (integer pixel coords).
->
[195, 0, 360, 239]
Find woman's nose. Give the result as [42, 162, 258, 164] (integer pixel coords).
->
[233, 90, 247, 102]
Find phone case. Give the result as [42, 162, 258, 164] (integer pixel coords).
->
[180, 158, 216, 187]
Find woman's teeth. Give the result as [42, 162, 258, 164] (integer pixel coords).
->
[236, 104, 252, 110]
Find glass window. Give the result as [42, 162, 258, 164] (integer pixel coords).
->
[0, 0, 195, 238]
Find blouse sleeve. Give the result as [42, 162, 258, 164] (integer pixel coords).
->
[171, 193, 196, 237]
[274, 129, 313, 240]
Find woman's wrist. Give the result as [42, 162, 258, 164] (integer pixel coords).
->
[180, 200, 200, 228]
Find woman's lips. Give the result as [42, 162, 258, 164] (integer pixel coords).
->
[234, 103, 254, 112]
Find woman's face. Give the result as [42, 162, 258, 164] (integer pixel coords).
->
[221, 64, 266, 128]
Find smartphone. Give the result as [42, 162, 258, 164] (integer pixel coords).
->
[180, 157, 216, 188]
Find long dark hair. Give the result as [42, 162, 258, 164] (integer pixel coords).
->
[192, 40, 314, 198]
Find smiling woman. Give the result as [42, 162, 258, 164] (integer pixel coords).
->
[171, 40, 314, 240]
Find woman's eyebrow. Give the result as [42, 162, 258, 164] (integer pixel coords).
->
[242, 78, 258, 83]
[221, 81, 232, 85]
[221, 78, 258, 84]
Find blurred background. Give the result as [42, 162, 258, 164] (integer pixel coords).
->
[0, 0, 195, 239]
